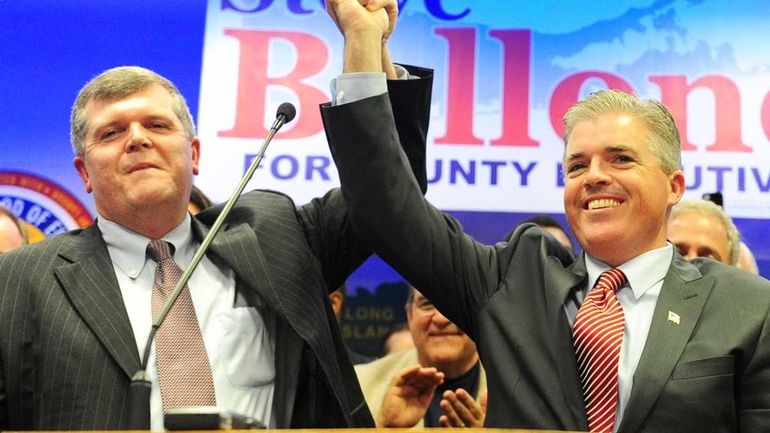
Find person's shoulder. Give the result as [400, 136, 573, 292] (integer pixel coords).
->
[0, 227, 89, 278]
[2, 227, 87, 257]
[236, 189, 296, 209]
[355, 348, 418, 378]
[690, 257, 770, 299]
[502, 223, 575, 265]
[693, 257, 767, 283]
[196, 189, 298, 225]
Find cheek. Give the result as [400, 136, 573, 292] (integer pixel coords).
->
[418, 316, 433, 330]
[563, 180, 580, 207]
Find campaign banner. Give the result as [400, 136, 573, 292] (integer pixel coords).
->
[197, 0, 770, 218]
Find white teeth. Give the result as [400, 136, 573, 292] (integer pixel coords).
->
[588, 199, 620, 210]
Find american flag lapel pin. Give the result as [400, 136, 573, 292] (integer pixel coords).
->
[668, 311, 681, 325]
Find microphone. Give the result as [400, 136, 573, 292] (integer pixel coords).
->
[126, 103, 297, 430]
[274, 102, 296, 128]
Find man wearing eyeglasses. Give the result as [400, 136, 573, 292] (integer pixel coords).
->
[355, 286, 487, 428]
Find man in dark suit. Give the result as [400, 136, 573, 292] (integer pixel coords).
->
[0, 31, 431, 431]
[322, 1, 770, 432]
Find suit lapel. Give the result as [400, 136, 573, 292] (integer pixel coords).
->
[193, 219, 282, 315]
[544, 255, 588, 429]
[618, 255, 712, 433]
[55, 225, 141, 378]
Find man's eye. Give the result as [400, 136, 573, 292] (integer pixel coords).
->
[149, 122, 169, 130]
[566, 163, 585, 173]
[614, 154, 634, 163]
[100, 130, 118, 141]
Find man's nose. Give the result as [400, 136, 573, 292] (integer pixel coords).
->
[683, 250, 698, 261]
[125, 123, 151, 151]
[431, 309, 451, 326]
[583, 160, 611, 187]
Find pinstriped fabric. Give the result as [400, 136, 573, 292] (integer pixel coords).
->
[0, 188, 371, 429]
[213, 193, 345, 384]
[573, 268, 627, 433]
[148, 240, 216, 411]
[0, 227, 136, 429]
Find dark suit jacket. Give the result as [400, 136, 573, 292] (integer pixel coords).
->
[322, 92, 770, 433]
[0, 67, 433, 430]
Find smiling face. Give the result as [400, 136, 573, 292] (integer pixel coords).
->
[563, 112, 685, 266]
[407, 289, 478, 379]
[73, 84, 199, 237]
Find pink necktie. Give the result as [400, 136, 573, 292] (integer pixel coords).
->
[573, 268, 627, 433]
[148, 240, 216, 411]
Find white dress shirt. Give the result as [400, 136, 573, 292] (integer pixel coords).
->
[330, 64, 411, 106]
[99, 214, 276, 430]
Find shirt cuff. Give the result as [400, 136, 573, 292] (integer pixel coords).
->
[330, 72, 387, 106]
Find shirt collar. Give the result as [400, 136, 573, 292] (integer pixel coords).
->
[585, 243, 673, 300]
[98, 213, 195, 279]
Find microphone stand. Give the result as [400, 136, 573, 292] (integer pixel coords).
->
[126, 103, 296, 430]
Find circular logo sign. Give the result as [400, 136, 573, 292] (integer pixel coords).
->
[0, 170, 93, 241]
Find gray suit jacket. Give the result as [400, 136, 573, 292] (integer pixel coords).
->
[322, 92, 770, 433]
[0, 67, 433, 430]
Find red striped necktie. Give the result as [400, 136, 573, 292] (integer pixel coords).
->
[573, 268, 627, 433]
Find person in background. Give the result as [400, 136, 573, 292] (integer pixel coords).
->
[321, 1, 770, 430]
[188, 184, 214, 215]
[381, 322, 415, 355]
[737, 242, 760, 275]
[0, 206, 27, 254]
[699, 192, 761, 275]
[329, 284, 374, 364]
[522, 215, 574, 254]
[667, 199, 740, 266]
[356, 286, 486, 428]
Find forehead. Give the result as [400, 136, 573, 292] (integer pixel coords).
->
[669, 212, 727, 239]
[84, 84, 177, 124]
[566, 112, 651, 156]
[411, 290, 429, 303]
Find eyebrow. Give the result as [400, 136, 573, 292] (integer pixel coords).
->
[565, 145, 640, 162]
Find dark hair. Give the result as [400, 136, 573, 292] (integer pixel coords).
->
[523, 215, 565, 231]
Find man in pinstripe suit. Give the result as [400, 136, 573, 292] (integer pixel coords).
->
[0, 37, 431, 430]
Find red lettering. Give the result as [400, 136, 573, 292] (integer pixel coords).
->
[219, 30, 327, 139]
[488, 29, 538, 147]
[650, 75, 750, 152]
[549, 72, 633, 139]
[434, 28, 482, 145]
[762, 92, 770, 141]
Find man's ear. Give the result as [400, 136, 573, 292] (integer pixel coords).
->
[73, 156, 93, 193]
[668, 169, 686, 207]
[191, 138, 201, 175]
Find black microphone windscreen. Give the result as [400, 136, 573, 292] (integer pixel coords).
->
[276, 102, 296, 123]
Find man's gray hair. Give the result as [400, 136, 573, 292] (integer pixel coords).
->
[70, 66, 196, 155]
[670, 199, 741, 265]
[563, 89, 681, 175]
